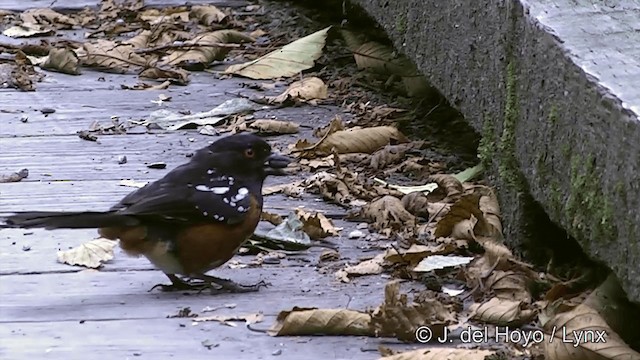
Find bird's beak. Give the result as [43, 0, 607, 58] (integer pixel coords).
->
[264, 154, 292, 175]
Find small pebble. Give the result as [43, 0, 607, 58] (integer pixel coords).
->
[262, 256, 281, 265]
[117, 155, 127, 164]
[356, 223, 368, 229]
[22, 245, 31, 251]
[20, 116, 28, 123]
[40, 108, 55, 114]
[272, 349, 282, 356]
[348, 230, 365, 239]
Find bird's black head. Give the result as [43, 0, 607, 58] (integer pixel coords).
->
[194, 134, 291, 178]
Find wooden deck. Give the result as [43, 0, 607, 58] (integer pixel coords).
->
[0, 2, 417, 358]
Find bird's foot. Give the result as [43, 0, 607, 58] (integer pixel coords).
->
[149, 274, 211, 292]
[194, 274, 270, 293]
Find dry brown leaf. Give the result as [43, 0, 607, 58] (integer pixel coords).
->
[352, 41, 414, 77]
[57, 238, 117, 268]
[225, 27, 329, 80]
[190, 5, 227, 25]
[139, 67, 190, 85]
[295, 209, 340, 239]
[370, 141, 423, 170]
[268, 307, 372, 336]
[267, 77, 328, 103]
[312, 116, 345, 138]
[401, 192, 430, 218]
[335, 253, 386, 282]
[299, 157, 335, 170]
[485, 270, 531, 302]
[82, 40, 146, 72]
[248, 119, 299, 135]
[194, 312, 263, 326]
[164, 30, 254, 68]
[470, 297, 536, 326]
[427, 174, 464, 201]
[543, 303, 640, 360]
[42, 48, 80, 75]
[384, 243, 456, 265]
[380, 348, 495, 360]
[261, 211, 283, 226]
[21, 8, 77, 29]
[318, 126, 408, 154]
[262, 181, 304, 197]
[434, 193, 482, 239]
[362, 196, 416, 232]
[371, 281, 455, 342]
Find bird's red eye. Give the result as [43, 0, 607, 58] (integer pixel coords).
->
[244, 148, 255, 158]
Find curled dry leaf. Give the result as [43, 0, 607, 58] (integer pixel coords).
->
[190, 5, 227, 25]
[370, 141, 423, 170]
[352, 41, 415, 77]
[299, 156, 335, 170]
[401, 192, 430, 218]
[0, 168, 29, 183]
[21, 8, 77, 29]
[164, 30, 254, 68]
[485, 270, 531, 302]
[267, 77, 328, 104]
[434, 193, 482, 239]
[139, 67, 190, 85]
[335, 253, 386, 282]
[470, 297, 536, 326]
[371, 281, 455, 342]
[268, 307, 372, 336]
[225, 26, 330, 80]
[361, 196, 415, 232]
[57, 238, 117, 268]
[379, 348, 495, 360]
[82, 40, 146, 72]
[317, 126, 408, 155]
[42, 48, 80, 75]
[543, 303, 640, 360]
[426, 174, 463, 201]
[248, 119, 299, 135]
[295, 209, 340, 239]
[261, 181, 304, 197]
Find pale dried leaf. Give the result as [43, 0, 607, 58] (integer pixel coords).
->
[485, 270, 531, 302]
[353, 41, 415, 77]
[470, 297, 536, 326]
[82, 39, 146, 72]
[384, 243, 456, 265]
[413, 255, 475, 272]
[194, 312, 264, 326]
[268, 77, 328, 103]
[268, 307, 372, 336]
[543, 303, 640, 360]
[225, 26, 330, 79]
[248, 119, 299, 134]
[335, 253, 385, 282]
[21, 8, 76, 29]
[318, 126, 408, 154]
[295, 209, 340, 239]
[42, 48, 80, 75]
[57, 238, 117, 268]
[190, 5, 227, 25]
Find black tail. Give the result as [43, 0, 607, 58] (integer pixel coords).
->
[1, 211, 139, 229]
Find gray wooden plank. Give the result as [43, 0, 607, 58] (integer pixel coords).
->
[0, 319, 401, 360]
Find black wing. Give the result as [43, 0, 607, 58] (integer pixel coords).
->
[112, 163, 254, 224]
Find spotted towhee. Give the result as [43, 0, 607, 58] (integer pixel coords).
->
[2, 134, 291, 293]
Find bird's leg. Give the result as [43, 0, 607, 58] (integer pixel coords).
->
[191, 274, 270, 293]
[149, 273, 211, 292]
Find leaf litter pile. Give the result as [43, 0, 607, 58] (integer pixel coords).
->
[2, 1, 639, 359]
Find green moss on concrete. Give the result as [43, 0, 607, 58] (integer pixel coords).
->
[498, 61, 527, 192]
[395, 13, 407, 33]
[548, 180, 563, 214]
[478, 112, 496, 169]
[565, 155, 617, 243]
[548, 105, 558, 124]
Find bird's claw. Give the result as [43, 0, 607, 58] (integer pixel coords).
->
[149, 274, 269, 294]
[204, 278, 270, 294]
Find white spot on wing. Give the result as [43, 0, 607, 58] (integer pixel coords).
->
[238, 187, 248, 195]
[195, 184, 229, 194]
[207, 169, 214, 175]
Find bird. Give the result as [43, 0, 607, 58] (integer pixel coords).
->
[1, 133, 291, 293]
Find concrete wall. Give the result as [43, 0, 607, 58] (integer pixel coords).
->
[350, 0, 640, 302]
